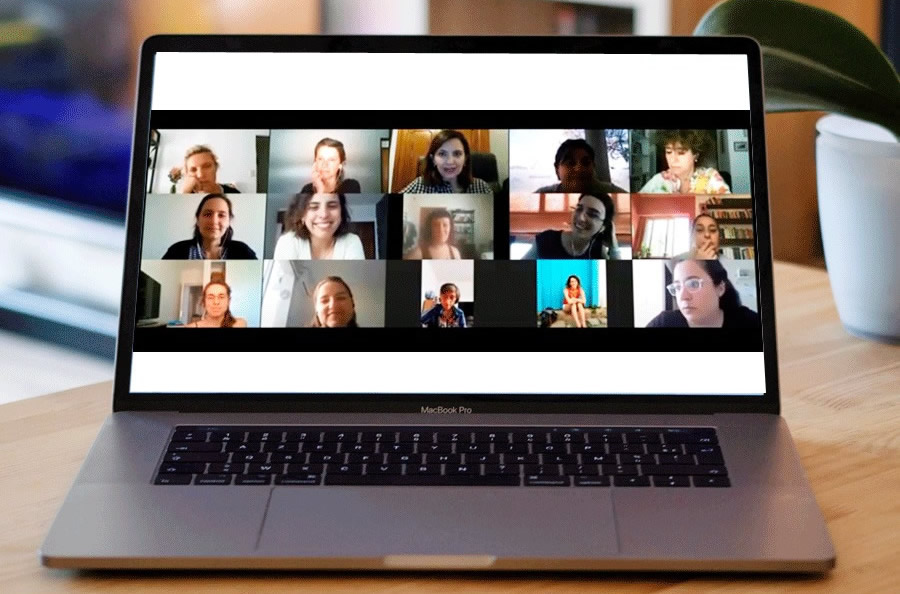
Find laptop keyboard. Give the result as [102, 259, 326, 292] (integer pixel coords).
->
[155, 426, 729, 487]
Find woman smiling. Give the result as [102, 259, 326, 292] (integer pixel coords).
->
[162, 193, 257, 260]
[273, 193, 365, 260]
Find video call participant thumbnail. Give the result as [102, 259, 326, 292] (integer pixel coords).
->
[638, 130, 731, 194]
[301, 138, 362, 194]
[273, 193, 365, 260]
[169, 144, 240, 194]
[162, 193, 258, 260]
[420, 282, 467, 328]
[523, 193, 619, 259]
[310, 276, 359, 328]
[535, 138, 626, 195]
[646, 258, 760, 328]
[401, 129, 493, 194]
[183, 280, 247, 328]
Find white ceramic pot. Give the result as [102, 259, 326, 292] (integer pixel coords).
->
[815, 114, 900, 343]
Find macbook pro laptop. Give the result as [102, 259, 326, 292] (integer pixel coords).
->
[41, 35, 835, 571]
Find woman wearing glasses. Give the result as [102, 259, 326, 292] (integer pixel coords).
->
[522, 193, 619, 259]
[646, 259, 759, 328]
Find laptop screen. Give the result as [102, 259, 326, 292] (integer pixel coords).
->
[130, 47, 766, 398]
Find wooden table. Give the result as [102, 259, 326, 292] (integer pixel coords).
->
[1, 262, 897, 592]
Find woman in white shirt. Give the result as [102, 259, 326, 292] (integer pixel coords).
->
[273, 193, 365, 259]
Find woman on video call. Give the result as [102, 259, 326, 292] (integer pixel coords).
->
[302, 138, 361, 194]
[273, 193, 365, 260]
[646, 259, 759, 328]
[170, 145, 240, 194]
[401, 129, 493, 194]
[163, 193, 257, 260]
[420, 282, 467, 328]
[310, 276, 359, 327]
[562, 275, 588, 328]
[523, 193, 618, 260]
[638, 130, 731, 194]
[683, 213, 721, 260]
[404, 208, 461, 260]
[184, 280, 247, 328]
[535, 138, 626, 194]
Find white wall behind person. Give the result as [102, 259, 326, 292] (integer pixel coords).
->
[420, 260, 475, 305]
[632, 260, 666, 327]
[142, 194, 267, 259]
[263, 192, 382, 259]
[151, 129, 269, 194]
[139, 260, 262, 326]
[260, 260, 386, 327]
[721, 258, 758, 312]
[269, 129, 388, 194]
[489, 129, 509, 184]
[403, 194, 494, 258]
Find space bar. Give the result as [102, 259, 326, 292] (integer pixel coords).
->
[324, 475, 521, 486]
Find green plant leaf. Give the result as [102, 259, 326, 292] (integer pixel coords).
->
[694, 0, 900, 136]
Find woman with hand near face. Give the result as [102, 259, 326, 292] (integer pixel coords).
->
[686, 214, 721, 259]
[401, 130, 493, 194]
[302, 138, 361, 194]
[184, 281, 247, 328]
[404, 209, 461, 260]
[163, 193, 257, 259]
[273, 193, 365, 260]
[523, 193, 619, 260]
[646, 259, 759, 328]
[639, 130, 730, 194]
[170, 145, 240, 194]
[310, 276, 359, 327]
[562, 275, 588, 328]
[420, 283, 467, 328]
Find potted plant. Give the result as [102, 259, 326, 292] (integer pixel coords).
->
[694, 0, 900, 343]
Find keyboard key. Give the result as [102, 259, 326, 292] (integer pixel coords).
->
[367, 464, 403, 475]
[474, 432, 507, 444]
[544, 454, 579, 465]
[208, 463, 244, 474]
[436, 431, 468, 443]
[158, 462, 206, 474]
[495, 443, 530, 455]
[347, 453, 381, 464]
[304, 443, 339, 454]
[469, 454, 502, 465]
[583, 454, 617, 464]
[624, 432, 661, 444]
[248, 463, 281, 474]
[657, 454, 696, 465]
[406, 464, 440, 475]
[194, 474, 232, 485]
[418, 443, 452, 454]
[265, 442, 300, 454]
[271, 453, 305, 463]
[283, 431, 319, 443]
[323, 431, 356, 443]
[550, 432, 583, 444]
[324, 474, 519, 486]
[247, 431, 281, 442]
[696, 452, 725, 465]
[694, 476, 731, 487]
[344, 443, 377, 454]
[571, 443, 605, 454]
[168, 442, 222, 453]
[155, 474, 193, 485]
[329, 464, 364, 475]
[574, 476, 611, 487]
[398, 431, 431, 443]
[646, 444, 684, 454]
[525, 476, 569, 486]
[511, 431, 547, 444]
[275, 474, 320, 485]
[618, 453, 655, 465]
[360, 431, 393, 443]
[601, 464, 638, 476]
[505, 453, 540, 464]
[232, 452, 267, 463]
[308, 453, 342, 464]
[225, 441, 262, 453]
[236, 474, 272, 485]
[164, 452, 228, 463]
[613, 476, 651, 487]
[523, 464, 562, 477]
[652, 475, 690, 487]
[608, 444, 645, 454]
[286, 464, 323, 474]
[209, 431, 242, 442]
[422, 453, 463, 465]
[484, 464, 520, 476]
[684, 444, 722, 455]
[563, 464, 600, 476]
[446, 464, 477, 475]
[459, 443, 489, 454]
[172, 430, 207, 442]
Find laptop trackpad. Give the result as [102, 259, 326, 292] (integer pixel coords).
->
[257, 487, 618, 562]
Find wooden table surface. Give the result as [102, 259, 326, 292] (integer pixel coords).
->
[1, 262, 897, 592]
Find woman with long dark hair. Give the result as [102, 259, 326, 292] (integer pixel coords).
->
[163, 193, 257, 259]
[273, 192, 364, 260]
[646, 259, 759, 328]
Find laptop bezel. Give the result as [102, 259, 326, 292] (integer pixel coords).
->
[113, 34, 779, 415]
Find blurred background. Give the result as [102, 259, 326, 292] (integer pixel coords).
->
[0, 0, 895, 403]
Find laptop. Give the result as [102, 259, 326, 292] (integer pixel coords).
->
[40, 35, 835, 572]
